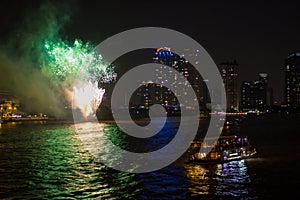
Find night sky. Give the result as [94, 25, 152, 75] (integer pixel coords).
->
[1, 0, 300, 104]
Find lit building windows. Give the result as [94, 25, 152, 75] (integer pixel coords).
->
[285, 53, 300, 107]
[220, 61, 238, 111]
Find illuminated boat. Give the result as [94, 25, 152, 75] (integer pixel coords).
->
[1, 112, 48, 123]
[188, 135, 257, 164]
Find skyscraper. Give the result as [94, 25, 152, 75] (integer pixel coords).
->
[220, 61, 238, 111]
[285, 53, 300, 108]
[258, 73, 273, 106]
[152, 47, 200, 108]
[133, 47, 204, 111]
[153, 47, 177, 106]
[240, 73, 272, 111]
[252, 80, 266, 106]
[241, 81, 253, 109]
[259, 72, 268, 85]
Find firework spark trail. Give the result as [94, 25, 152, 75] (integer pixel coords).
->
[73, 81, 106, 118]
[0, 0, 118, 119]
[0, 1, 116, 119]
[42, 39, 116, 118]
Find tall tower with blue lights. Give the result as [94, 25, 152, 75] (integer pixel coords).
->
[153, 47, 200, 109]
[135, 47, 203, 112]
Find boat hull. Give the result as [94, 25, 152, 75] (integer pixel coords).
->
[187, 151, 257, 165]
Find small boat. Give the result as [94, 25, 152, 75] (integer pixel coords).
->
[188, 135, 257, 164]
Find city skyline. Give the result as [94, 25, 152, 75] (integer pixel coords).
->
[0, 1, 300, 199]
[1, 1, 300, 103]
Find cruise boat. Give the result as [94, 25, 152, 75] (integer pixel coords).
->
[188, 135, 257, 164]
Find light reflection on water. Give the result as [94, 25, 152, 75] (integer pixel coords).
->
[184, 160, 251, 197]
[0, 122, 141, 199]
[215, 160, 250, 197]
[1, 115, 298, 199]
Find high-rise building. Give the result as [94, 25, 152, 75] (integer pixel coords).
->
[259, 72, 268, 85]
[153, 47, 178, 106]
[241, 81, 253, 108]
[220, 61, 238, 111]
[253, 80, 267, 106]
[134, 47, 203, 110]
[285, 53, 300, 108]
[258, 73, 273, 106]
[240, 73, 273, 110]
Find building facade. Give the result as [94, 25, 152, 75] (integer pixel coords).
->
[220, 61, 238, 111]
[0, 91, 20, 116]
[135, 47, 202, 110]
[285, 53, 300, 108]
[240, 73, 273, 110]
[241, 81, 253, 108]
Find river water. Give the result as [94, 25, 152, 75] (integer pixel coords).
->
[0, 114, 299, 199]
